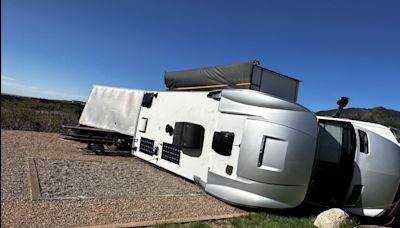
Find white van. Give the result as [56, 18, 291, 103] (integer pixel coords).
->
[307, 116, 400, 218]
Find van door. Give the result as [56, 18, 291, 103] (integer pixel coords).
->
[306, 120, 356, 206]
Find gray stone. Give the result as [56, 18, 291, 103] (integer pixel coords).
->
[314, 208, 349, 228]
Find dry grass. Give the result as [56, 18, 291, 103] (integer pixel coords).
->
[1, 94, 84, 133]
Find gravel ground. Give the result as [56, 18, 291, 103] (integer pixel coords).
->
[1, 130, 244, 227]
[35, 159, 204, 199]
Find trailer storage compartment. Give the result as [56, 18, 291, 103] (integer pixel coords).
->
[164, 61, 300, 102]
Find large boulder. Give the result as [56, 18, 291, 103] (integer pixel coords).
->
[314, 208, 349, 228]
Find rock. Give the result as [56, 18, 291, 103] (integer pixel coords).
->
[314, 208, 349, 228]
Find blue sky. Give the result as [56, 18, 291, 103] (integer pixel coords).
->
[2, 0, 399, 111]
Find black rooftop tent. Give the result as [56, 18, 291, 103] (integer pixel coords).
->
[164, 61, 300, 102]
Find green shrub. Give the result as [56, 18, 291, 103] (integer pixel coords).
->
[1, 95, 84, 133]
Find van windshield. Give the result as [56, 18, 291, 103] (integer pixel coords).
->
[316, 120, 356, 164]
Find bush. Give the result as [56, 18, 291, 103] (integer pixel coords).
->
[1, 95, 84, 133]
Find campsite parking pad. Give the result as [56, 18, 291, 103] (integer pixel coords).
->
[35, 159, 205, 199]
[1, 130, 245, 227]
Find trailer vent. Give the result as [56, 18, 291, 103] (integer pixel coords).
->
[173, 122, 204, 149]
[162, 142, 181, 165]
[142, 93, 157, 108]
[139, 137, 155, 156]
[212, 131, 234, 156]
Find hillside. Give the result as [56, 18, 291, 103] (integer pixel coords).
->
[317, 107, 400, 129]
[1, 94, 85, 133]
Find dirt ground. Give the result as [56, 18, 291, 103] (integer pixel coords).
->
[1, 130, 245, 227]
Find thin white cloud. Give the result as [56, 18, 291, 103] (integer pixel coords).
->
[1, 75, 16, 81]
[39, 90, 86, 101]
[1, 75, 86, 101]
[2, 81, 38, 90]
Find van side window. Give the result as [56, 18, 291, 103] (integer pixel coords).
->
[317, 122, 343, 163]
[358, 130, 369, 154]
[316, 121, 355, 164]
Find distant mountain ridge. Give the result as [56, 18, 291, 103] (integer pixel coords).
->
[317, 107, 400, 129]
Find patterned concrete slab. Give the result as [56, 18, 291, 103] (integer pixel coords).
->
[33, 158, 204, 199]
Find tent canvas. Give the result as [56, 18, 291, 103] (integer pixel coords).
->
[164, 61, 300, 102]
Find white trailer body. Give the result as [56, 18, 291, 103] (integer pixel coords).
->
[134, 91, 220, 182]
[72, 62, 399, 217]
[80, 85, 319, 208]
[134, 89, 318, 208]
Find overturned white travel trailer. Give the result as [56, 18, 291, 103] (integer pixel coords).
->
[64, 61, 400, 218]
